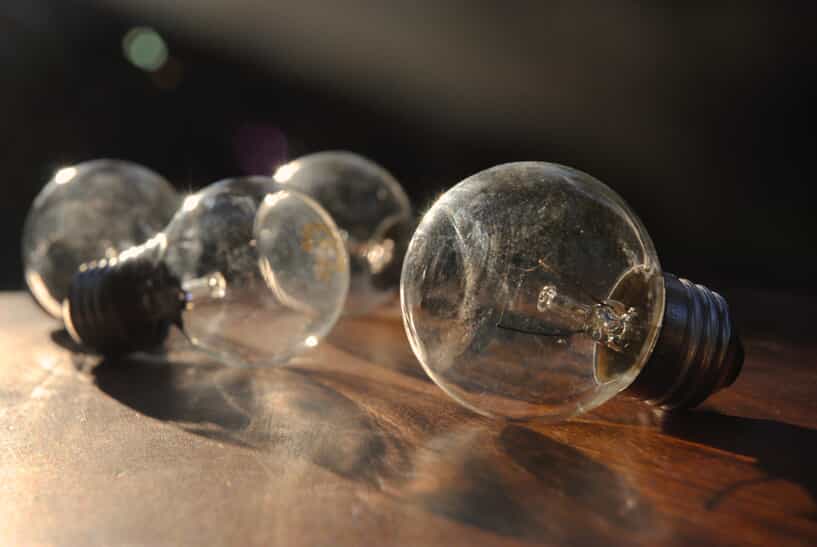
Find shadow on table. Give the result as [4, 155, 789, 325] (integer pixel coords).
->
[403, 423, 657, 544]
[663, 410, 817, 511]
[90, 352, 404, 484]
[87, 350, 656, 544]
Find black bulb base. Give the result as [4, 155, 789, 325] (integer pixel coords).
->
[63, 257, 185, 356]
[625, 273, 744, 409]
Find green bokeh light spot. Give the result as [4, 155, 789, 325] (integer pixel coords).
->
[123, 27, 168, 72]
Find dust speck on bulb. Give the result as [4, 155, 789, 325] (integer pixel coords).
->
[401, 162, 743, 422]
[45, 176, 349, 367]
[274, 151, 413, 314]
[22, 159, 179, 318]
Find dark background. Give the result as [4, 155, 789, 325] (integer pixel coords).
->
[2, 1, 815, 293]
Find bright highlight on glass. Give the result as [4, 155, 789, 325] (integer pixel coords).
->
[54, 167, 77, 185]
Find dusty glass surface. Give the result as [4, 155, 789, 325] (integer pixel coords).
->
[158, 177, 349, 366]
[275, 151, 412, 314]
[21, 159, 179, 318]
[401, 162, 665, 421]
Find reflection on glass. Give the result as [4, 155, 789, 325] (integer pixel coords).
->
[275, 151, 413, 314]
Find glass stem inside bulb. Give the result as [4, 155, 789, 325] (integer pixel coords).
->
[181, 271, 227, 309]
[536, 284, 640, 353]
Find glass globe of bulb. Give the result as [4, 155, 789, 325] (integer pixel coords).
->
[274, 151, 413, 314]
[401, 162, 742, 422]
[63, 177, 350, 367]
[22, 159, 179, 318]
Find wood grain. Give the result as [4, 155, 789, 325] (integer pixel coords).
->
[0, 291, 815, 546]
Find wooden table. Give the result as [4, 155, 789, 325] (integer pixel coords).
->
[1, 290, 815, 546]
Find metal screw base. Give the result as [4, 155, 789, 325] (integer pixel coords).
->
[625, 273, 744, 409]
[63, 257, 184, 356]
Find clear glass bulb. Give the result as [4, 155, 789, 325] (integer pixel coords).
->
[62, 177, 350, 367]
[22, 159, 179, 318]
[401, 162, 666, 422]
[274, 151, 413, 314]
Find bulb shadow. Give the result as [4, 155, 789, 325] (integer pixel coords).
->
[397, 423, 656, 544]
[89, 353, 654, 543]
[500, 424, 651, 531]
[662, 410, 817, 511]
[90, 353, 405, 487]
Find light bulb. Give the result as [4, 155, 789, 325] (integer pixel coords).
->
[60, 176, 350, 366]
[274, 151, 413, 314]
[22, 159, 179, 318]
[401, 162, 743, 422]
